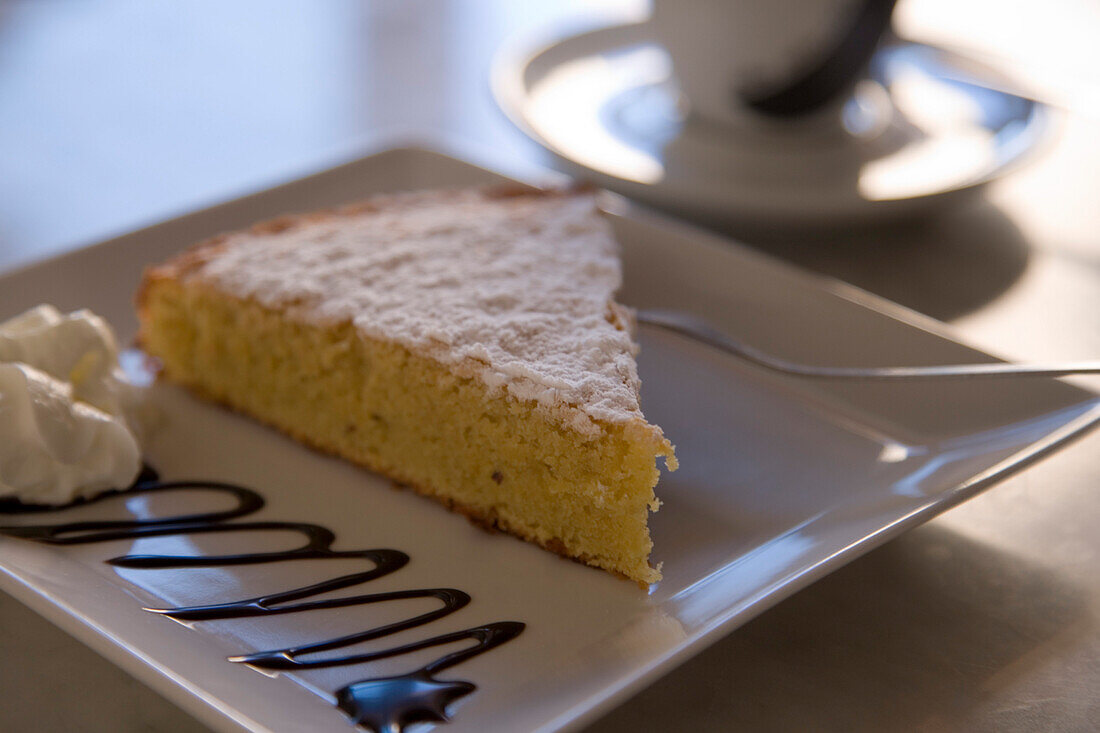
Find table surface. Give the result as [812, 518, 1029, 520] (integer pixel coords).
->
[2, 1, 1098, 731]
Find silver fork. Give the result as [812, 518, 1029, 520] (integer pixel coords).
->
[636, 309, 1100, 381]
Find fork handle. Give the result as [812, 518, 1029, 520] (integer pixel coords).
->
[636, 310, 1100, 381]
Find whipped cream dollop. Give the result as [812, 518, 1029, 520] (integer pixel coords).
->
[0, 305, 142, 504]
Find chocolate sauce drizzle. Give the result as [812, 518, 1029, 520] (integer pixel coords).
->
[0, 466, 524, 732]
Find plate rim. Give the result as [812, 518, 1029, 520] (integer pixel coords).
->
[2, 137, 1098, 733]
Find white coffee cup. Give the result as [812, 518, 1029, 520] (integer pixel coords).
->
[651, 0, 866, 126]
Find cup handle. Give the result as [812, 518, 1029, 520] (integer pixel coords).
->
[741, 0, 898, 116]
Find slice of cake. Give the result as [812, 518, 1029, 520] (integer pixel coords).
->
[136, 187, 676, 584]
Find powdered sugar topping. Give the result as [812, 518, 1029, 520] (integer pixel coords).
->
[192, 190, 646, 432]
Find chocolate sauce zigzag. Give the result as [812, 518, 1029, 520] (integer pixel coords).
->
[0, 467, 525, 732]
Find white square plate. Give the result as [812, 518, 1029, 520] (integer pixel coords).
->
[1, 145, 1097, 733]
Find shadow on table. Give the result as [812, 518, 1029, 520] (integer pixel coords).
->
[586, 523, 1090, 732]
[713, 198, 1032, 323]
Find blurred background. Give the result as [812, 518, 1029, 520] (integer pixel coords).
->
[1, 0, 1098, 731]
[1, 0, 1099, 354]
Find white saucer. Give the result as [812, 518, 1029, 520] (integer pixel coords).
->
[492, 20, 1049, 225]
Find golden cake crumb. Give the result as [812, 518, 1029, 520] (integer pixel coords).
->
[136, 187, 676, 585]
